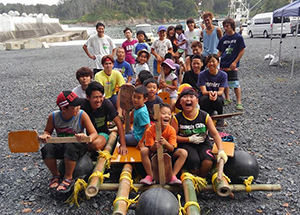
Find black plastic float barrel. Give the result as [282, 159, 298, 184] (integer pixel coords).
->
[58, 153, 94, 180]
[135, 188, 179, 215]
[224, 150, 259, 184]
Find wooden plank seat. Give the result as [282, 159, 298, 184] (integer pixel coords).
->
[111, 143, 142, 163]
[212, 141, 235, 157]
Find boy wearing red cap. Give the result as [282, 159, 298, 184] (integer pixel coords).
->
[39, 91, 98, 193]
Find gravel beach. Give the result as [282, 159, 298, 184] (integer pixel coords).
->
[0, 36, 299, 215]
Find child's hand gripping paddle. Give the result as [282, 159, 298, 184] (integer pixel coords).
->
[151, 104, 172, 184]
[8, 130, 91, 153]
[119, 84, 135, 134]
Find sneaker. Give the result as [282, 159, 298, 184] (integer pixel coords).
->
[168, 175, 182, 185]
[235, 104, 244, 110]
[216, 119, 228, 127]
[140, 175, 154, 185]
[224, 99, 233, 106]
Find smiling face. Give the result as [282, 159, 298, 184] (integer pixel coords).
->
[187, 22, 195, 31]
[160, 106, 172, 128]
[96, 26, 105, 37]
[191, 58, 203, 74]
[116, 48, 125, 61]
[204, 17, 212, 28]
[63, 105, 80, 118]
[180, 93, 198, 112]
[146, 82, 158, 100]
[78, 75, 91, 89]
[162, 64, 171, 76]
[138, 52, 148, 64]
[103, 61, 114, 75]
[124, 30, 132, 39]
[132, 92, 147, 109]
[158, 30, 166, 39]
[192, 46, 202, 55]
[87, 90, 104, 110]
[207, 56, 219, 74]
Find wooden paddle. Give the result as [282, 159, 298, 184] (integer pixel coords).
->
[119, 84, 135, 134]
[211, 112, 244, 120]
[151, 104, 172, 184]
[8, 130, 91, 153]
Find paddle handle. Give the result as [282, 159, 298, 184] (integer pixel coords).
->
[211, 112, 244, 119]
[45, 136, 91, 143]
[217, 158, 225, 181]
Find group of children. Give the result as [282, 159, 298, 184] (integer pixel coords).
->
[39, 16, 247, 192]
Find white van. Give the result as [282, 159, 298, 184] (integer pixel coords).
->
[247, 12, 290, 38]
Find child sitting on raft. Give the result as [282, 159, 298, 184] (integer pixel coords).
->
[140, 103, 187, 185]
[39, 91, 98, 192]
[171, 87, 228, 177]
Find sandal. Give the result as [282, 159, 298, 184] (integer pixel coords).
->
[57, 178, 75, 193]
[49, 175, 60, 189]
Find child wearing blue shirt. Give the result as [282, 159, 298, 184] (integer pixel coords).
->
[125, 85, 150, 147]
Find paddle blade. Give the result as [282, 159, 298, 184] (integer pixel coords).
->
[8, 130, 39, 153]
[120, 84, 135, 111]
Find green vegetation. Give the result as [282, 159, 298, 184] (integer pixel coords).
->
[0, 0, 292, 23]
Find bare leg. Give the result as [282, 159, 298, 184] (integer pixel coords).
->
[172, 149, 188, 176]
[43, 158, 60, 176]
[90, 135, 106, 151]
[199, 160, 213, 177]
[140, 147, 153, 177]
[56, 158, 76, 191]
[224, 87, 230, 100]
[234, 87, 242, 104]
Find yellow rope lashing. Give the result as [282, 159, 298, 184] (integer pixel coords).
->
[88, 171, 110, 183]
[177, 194, 201, 215]
[65, 179, 89, 207]
[97, 150, 114, 169]
[113, 194, 140, 211]
[180, 172, 207, 193]
[243, 176, 254, 193]
[119, 171, 138, 192]
[211, 172, 231, 192]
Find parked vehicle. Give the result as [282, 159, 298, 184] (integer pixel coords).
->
[247, 12, 290, 38]
[290, 20, 300, 36]
[135, 24, 154, 45]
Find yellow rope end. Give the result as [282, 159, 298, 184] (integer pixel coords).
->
[243, 176, 254, 193]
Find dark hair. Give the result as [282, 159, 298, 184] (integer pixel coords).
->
[166, 26, 175, 40]
[179, 88, 198, 98]
[136, 30, 148, 41]
[76, 67, 93, 80]
[101, 55, 114, 65]
[160, 102, 171, 111]
[134, 85, 148, 98]
[96, 22, 105, 29]
[191, 54, 203, 63]
[186, 18, 195, 24]
[191, 41, 203, 49]
[138, 70, 153, 84]
[123, 27, 132, 33]
[205, 54, 219, 64]
[143, 78, 159, 88]
[164, 52, 174, 60]
[86, 81, 105, 97]
[223, 18, 235, 31]
[175, 24, 184, 34]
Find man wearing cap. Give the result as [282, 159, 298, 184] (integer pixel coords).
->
[151, 25, 172, 77]
[39, 91, 98, 192]
[83, 22, 116, 76]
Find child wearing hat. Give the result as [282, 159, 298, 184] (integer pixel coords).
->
[158, 58, 178, 112]
[171, 87, 227, 177]
[39, 91, 98, 193]
[135, 49, 151, 78]
[151, 26, 173, 77]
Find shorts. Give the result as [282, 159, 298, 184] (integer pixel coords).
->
[178, 141, 214, 171]
[153, 59, 159, 76]
[149, 147, 178, 158]
[124, 130, 139, 146]
[99, 132, 109, 142]
[228, 80, 240, 89]
[177, 48, 185, 54]
[41, 142, 87, 161]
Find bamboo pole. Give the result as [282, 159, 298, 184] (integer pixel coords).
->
[113, 164, 133, 215]
[97, 183, 281, 193]
[181, 173, 201, 215]
[85, 131, 118, 197]
[211, 159, 231, 197]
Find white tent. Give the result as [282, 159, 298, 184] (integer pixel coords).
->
[273, 0, 300, 77]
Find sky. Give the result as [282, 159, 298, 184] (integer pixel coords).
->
[0, 0, 60, 5]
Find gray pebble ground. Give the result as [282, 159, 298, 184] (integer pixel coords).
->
[0, 36, 299, 215]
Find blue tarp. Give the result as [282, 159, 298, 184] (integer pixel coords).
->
[273, 0, 300, 17]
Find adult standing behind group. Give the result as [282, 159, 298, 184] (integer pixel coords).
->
[83, 22, 116, 76]
[201, 12, 223, 58]
[184, 18, 201, 58]
[122, 27, 137, 70]
[217, 18, 245, 111]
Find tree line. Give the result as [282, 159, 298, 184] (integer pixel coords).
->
[0, 0, 290, 23]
